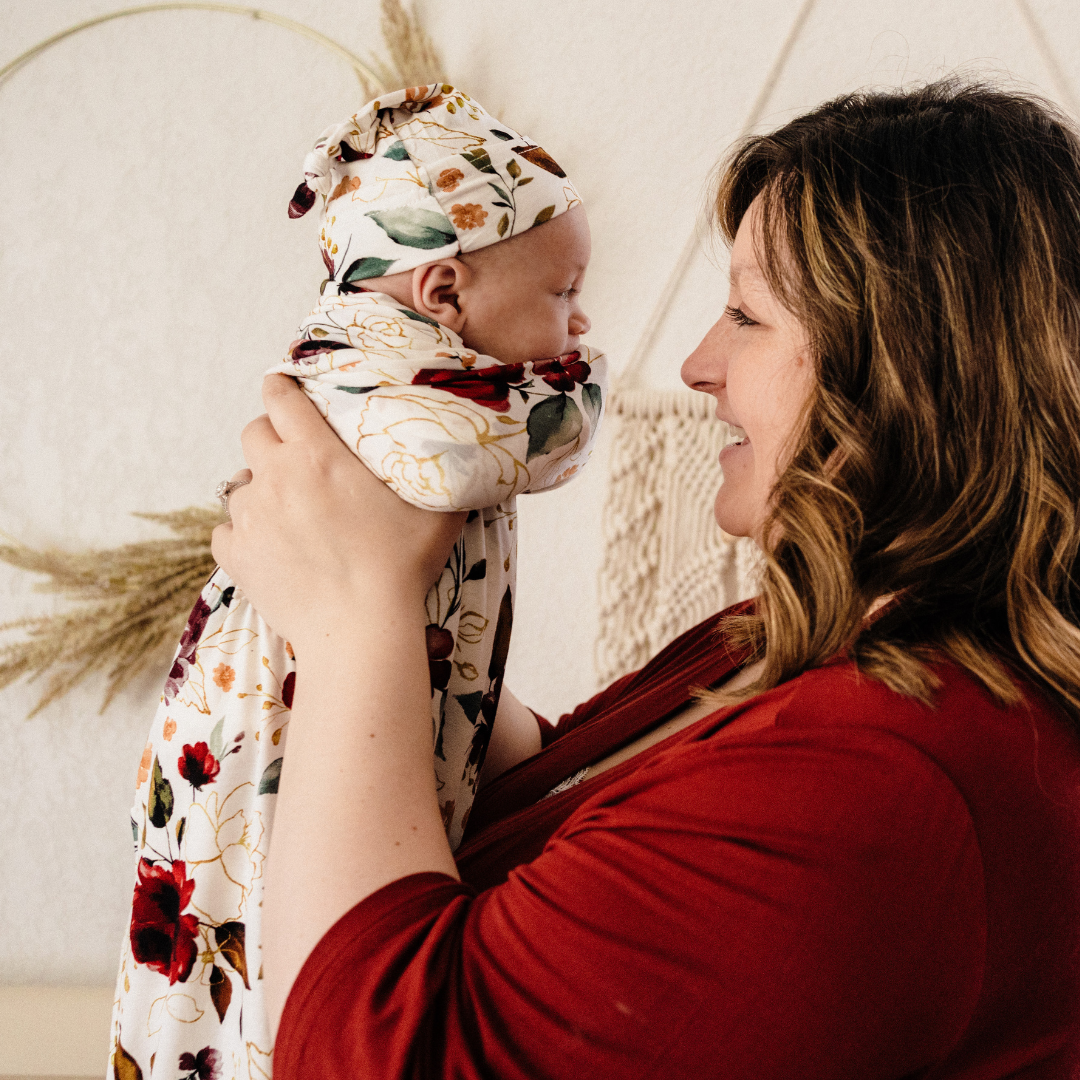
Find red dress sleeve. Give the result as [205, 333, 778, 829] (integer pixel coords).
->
[274, 725, 986, 1079]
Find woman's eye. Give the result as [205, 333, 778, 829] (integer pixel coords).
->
[725, 305, 758, 327]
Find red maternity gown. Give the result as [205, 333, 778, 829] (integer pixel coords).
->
[275, 605, 1080, 1078]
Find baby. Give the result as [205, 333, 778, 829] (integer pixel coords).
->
[109, 84, 606, 1079]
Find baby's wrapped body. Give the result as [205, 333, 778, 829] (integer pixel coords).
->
[110, 287, 606, 1076]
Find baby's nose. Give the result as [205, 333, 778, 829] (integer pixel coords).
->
[571, 310, 591, 336]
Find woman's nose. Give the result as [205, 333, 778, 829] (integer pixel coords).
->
[680, 318, 726, 393]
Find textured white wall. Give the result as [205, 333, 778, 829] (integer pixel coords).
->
[0, 0, 1075, 988]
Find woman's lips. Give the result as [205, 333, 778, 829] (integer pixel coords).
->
[719, 424, 750, 462]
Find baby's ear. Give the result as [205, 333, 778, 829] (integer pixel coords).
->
[413, 260, 469, 332]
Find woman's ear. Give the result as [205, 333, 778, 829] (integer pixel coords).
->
[412, 260, 470, 332]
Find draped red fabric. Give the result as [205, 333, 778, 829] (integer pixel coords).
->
[275, 607, 1080, 1079]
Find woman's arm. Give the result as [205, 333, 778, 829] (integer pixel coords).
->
[212, 375, 466, 1037]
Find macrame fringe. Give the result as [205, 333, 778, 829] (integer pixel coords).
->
[595, 387, 760, 686]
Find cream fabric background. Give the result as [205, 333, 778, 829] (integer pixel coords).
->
[0, 0, 1076, 996]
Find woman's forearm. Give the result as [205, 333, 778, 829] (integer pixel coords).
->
[261, 580, 460, 1038]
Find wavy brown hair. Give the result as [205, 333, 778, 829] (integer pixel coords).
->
[714, 79, 1080, 725]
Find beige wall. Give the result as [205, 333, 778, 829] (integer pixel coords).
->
[1, 0, 1076, 1067]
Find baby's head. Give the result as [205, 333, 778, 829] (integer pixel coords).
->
[289, 85, 591, 364]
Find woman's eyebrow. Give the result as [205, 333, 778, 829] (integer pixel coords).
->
[729, 262, 763, 285]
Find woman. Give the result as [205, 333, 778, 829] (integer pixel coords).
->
[213, 80, 1080, 1077]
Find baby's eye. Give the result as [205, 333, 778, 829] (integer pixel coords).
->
[725, 304, 758, 327]
[558, 288, 578, 300]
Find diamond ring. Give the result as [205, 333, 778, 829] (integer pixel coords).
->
[215, 478, 250, 517]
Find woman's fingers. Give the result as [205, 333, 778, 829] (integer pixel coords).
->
[262, 374, 332, 443]
[240, 414, 282, 467]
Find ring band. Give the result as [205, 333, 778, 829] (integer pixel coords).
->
[215, 478, 250, 517]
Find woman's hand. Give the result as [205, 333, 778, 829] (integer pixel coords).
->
[211, 374, 466, 652]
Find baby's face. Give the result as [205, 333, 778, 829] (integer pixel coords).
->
[456, 205, 592, 363]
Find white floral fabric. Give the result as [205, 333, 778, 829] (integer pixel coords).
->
[288, 84, 582, 282]
[109, 290, 606, 1079]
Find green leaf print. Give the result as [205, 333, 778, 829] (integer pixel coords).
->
[148, 756, 173, 829]
[383, 141, 410, 160]
[533, 205, 556, 227]
[398, 307, 440, 326]
[259, 757, 283, 795]
[496, 213, 509, 237]
[333, 385, 379, 395]
[365, 208, 456, 249]
[582, 382, 603, 426]
[526, 393, 582, 461]
[209, 717, 225, 761]
[176, 816, 186, 848]
[489, 129, 514, 140]
[343, 256, 395, 281]
[461, 147, 495, 174]
[455, 691, 484, 725]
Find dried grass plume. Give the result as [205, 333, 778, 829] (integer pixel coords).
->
[0, 508, 222, 717]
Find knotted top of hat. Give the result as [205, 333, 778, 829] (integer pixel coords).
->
[289, 84, 582, 287]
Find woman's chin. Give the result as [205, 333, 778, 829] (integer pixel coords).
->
[713, 487, 755, 538]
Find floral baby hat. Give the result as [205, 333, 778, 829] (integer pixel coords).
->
[288, 83, 582, 286]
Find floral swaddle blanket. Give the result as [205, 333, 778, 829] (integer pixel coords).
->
[109, 288, 606, 1078]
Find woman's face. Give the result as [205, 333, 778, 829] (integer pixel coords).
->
[680, 197, 815, 540]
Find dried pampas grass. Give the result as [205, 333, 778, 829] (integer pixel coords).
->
[0, 507, 222, 718]
[379, 0, 445, 90]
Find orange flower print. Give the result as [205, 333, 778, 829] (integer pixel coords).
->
[329, 175, 361, 203]
[436, 168, 464, 193]
[212, 663, 236, 693]
[136, 743, 152, 788]
[450, 203, 488, 231]
[404, 85, 444, 112]
[162, 718, 177, 742]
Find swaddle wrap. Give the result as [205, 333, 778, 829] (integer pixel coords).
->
[110, 84, 603, 1079]
[110, 292, 606, 1076]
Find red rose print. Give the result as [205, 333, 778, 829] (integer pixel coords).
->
[281, 671, 296, 710]
[178, 742, 220, 789]
[532, 352, 591, 391]
[164, 596, 212, 703]
[412, 363, 526, 413]
[129, 858, 199, 984]
[179, 1047, 221, 1080]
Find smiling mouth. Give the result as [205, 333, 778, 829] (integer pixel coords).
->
[723, 424, 749, 449]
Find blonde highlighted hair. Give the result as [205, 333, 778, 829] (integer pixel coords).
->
[714, 79, 1080, 725]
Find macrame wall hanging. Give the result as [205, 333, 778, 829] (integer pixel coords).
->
[594, 0, 817, 686]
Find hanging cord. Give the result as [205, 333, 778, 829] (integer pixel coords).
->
[0, 3, 390, 93]
[616, 0, 818, 391]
